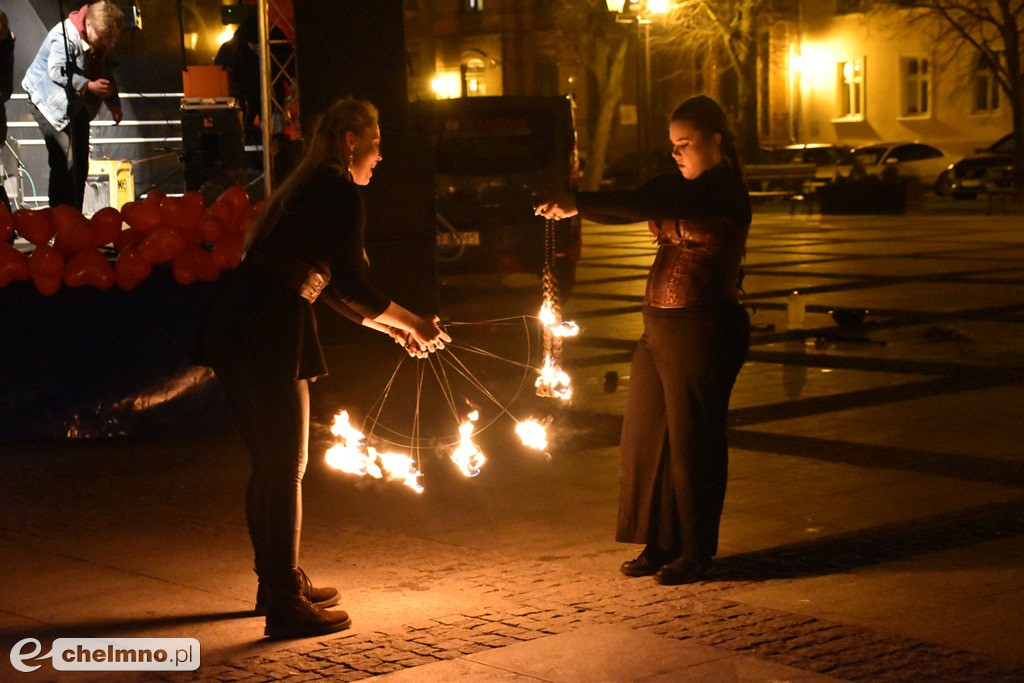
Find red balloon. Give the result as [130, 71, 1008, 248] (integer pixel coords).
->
[217, 184, 251, 222]
[145, 189, 167, 205]
[28, 243, 65, 295]
[120, 200, 161, 234]
[211, 233, 244, 270]
[115, 244, 153, 290]
[138, 228, 187, 264]
[90, 206, 124, 247]
[0, 202, 13, 243]
[13, 208, 55, 246]
[206, 200, 239, 233]
[0, 243, 30, 287]
[160, 194, 205, 236]
[53, 205, 93, 256]
[64, 247, 115, 289]
[172, 245, 220, 285]
[197, 215, 226, 243]
[113, 226, 144, 252]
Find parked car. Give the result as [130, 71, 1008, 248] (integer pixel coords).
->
[813, 141, 958, 193]
[938, 133, 1014, 198]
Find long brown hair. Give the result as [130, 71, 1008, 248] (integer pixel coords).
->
[246, 97, 379, 248]
[671, 95, 742, 179]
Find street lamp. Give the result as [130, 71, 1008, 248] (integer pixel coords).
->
[608, 1, 668, 182]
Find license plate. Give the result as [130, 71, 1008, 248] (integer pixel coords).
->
[437, 231, 480, 247]
[961, 179, 982, 188]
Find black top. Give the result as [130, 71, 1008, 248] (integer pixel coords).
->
[197, 166, 390, 380]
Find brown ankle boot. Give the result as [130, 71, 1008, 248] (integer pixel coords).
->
[264, 594, 352, 640]
[262, 568, 351, 640]
[255, 567, 339, 616]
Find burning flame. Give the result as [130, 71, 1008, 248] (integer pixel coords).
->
[325, 411, 424, 493]
[515, 418, 549, 451]
[450, 410, 486, 477]
[539, 300, 579, 337]
[535, 355, 573, 401]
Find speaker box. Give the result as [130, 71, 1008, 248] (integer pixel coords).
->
[180, 107, 245, 193]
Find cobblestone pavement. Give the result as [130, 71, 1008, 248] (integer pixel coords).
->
[156, 529, 1024, 682]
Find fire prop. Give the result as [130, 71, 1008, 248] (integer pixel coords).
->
[515, 418, 550, 451]
[322, 220, 580, 491]
[325, 411, 424, 493]
[535, 218, 577, 401]
[450, 410, 486, 476]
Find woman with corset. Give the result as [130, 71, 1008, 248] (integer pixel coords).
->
[533, 95, 750, 585]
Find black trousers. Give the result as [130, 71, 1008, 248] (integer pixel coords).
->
[616, 305, 750, 561]
[215, 364, 309, 584]
[29, 103, 90, 210]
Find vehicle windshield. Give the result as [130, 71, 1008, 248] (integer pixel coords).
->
[847, 146, 887, 166]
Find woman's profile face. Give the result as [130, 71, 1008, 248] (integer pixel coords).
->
[669, 119, 722, 180]
[348, 125, 382, 186]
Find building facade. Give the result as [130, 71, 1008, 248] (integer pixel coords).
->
[405, 0, 1016, 168]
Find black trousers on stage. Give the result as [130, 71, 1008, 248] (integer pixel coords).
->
[215, 364, 309, 585]
[616, 305, 750, 562]
[29, 103, 90, 210]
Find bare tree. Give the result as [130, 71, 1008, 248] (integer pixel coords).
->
[652, 0, 790, 159]
[552, 1, 632, 190]
[869, 0, 1023, 201]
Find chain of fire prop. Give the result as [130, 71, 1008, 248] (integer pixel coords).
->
[325, 219, 578, 493]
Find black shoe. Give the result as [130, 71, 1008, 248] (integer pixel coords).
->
[620, 546, 674, 577]
[264, 595, 352, 640]
[653, 557, 712, 585]
[255, 567, 339, 616]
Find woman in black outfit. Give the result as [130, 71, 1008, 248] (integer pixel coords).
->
[534, 95, 750, 585]
[198, 98, 450, 639]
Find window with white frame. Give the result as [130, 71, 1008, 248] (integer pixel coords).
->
[837, 58, 864, 119]
[900, 56, 930, 116]
[973, 62, 1001, 112]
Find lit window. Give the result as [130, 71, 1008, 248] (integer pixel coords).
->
[837, 58, 864, 119]
[463, 0, 482, 10]
[900, 56, 930, 117]
[974, 63, 1001, 112]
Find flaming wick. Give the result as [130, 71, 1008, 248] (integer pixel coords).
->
[539, 300, 579, 338]
[515, 418, 549, 451]
[325, 411, 424, 493]
[535, 354, 573, 401]
[451, 410, 486, 477]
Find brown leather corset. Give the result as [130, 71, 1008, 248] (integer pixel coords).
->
[644, 218, 748, 308]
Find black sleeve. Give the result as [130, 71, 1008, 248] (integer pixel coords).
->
[576, 165, 751, 227]
[316, 178, 391, 320]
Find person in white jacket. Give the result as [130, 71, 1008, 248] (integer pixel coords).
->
[21, 1, 123, 209]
